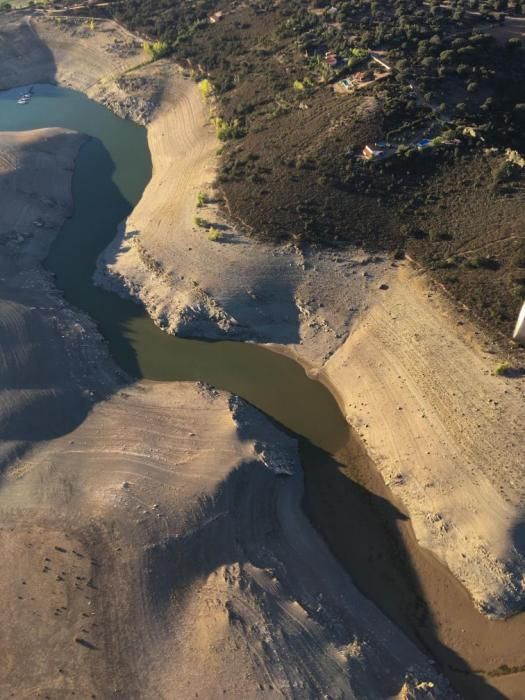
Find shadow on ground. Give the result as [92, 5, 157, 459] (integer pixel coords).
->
[300, 439, 508, 700]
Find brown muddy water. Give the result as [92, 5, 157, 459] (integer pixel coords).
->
[2, 83, 524, 700]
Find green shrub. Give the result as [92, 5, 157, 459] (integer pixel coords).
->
[212, 117, 246, 141]
[194, 216, 207, 228]
[347, 48, 368, 69]
[494, 361, 511, 376]
[208, 227, 222, 241]
[196, 191, 208, 207]
[465, 256, 500, 270]
[143, 40, 170, 60]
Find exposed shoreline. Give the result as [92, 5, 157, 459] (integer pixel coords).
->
[0, 10, 524, 699]
[0, 126, 449, 700]
[89, 28, 525, 696]
[0, 13, 453, 700]
[94, 35, 525, 620]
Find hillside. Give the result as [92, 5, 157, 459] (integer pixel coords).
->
[87, 0, 525, 341]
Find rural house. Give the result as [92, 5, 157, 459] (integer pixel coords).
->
[363, 144, 384, 160]
[325, 51, 338, 67]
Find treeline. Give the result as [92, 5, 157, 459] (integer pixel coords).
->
[107, 0, 215, 43]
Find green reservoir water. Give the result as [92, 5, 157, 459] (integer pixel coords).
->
[0, 84, 349, 453]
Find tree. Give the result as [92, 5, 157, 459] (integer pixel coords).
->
[439, 49, 455, 63]
[347, 48, 368, 69]
[417, 40, 430, 57]
[421, 56, 436, 71]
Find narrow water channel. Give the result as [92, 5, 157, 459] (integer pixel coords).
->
[1, 84, 523, 700]
[0, 84, 349, 454]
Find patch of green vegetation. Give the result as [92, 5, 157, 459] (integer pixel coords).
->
[465, 256, 501, 270]
[196, 191, 208, 207]
[194, 215, 207, 228]
[197, 192, 208, 207]
[143, 40, 170, 60]
[494, 361, 511, 376]
[347, 48, 368, 69]
[212, 117, 247, 141]
[199, 78, 212, 98]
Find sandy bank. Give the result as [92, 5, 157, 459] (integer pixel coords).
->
[0, 128, 114, 473]
[0, 13, 144, 94]
[323, 267, 525, 618]
[0, 374, 449, 698]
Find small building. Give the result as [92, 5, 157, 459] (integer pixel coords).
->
[325, 51, 338, 67]
[363, 144, 384, 160]
[513, 301, 525, 345]
[209, 11, 223, 23]
[416, 138, 432, 149]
